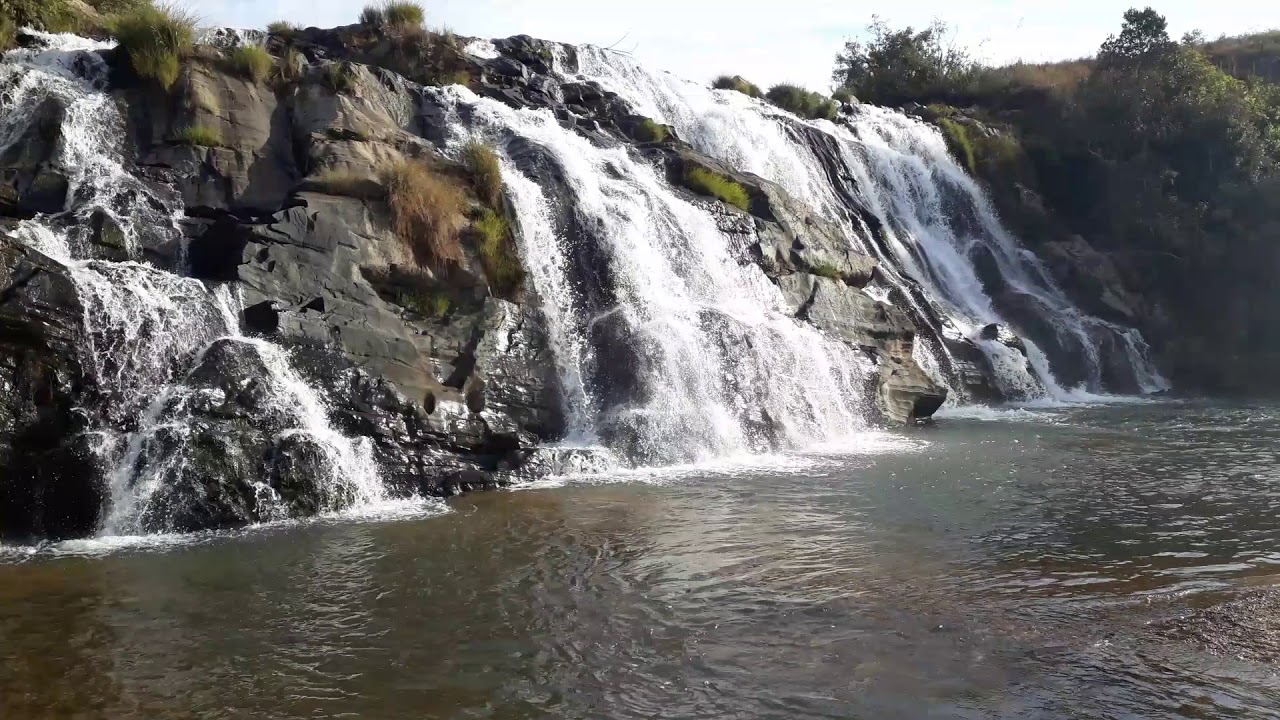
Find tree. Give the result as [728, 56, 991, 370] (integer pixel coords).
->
[1097, 7, 1177, 70]
[831, 18, 976, 105]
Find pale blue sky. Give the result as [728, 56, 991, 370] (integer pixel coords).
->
[210, 0, 1278, 89]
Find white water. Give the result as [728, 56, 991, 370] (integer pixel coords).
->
[1, 32, 392, 536]
[433, 86, 874, 464]
[569, 46, 1168, 401]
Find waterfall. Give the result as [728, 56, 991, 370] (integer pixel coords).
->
[1, 31, 389, 535]
[570, 46, 1168, 402]
[431, 86, 874, 464]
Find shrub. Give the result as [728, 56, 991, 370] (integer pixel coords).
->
[832, 18, 980, 106]
[474, 208, 523, 294]
[266, 20, 301, 35]
[324, 61, 357, 94]
[384, 160, 466, 269]
[809, 262, 843, 280]
[765, 84, 838, 120]
[173, 124, 221, 146]
[109, 3, 198, 90]
[226, 44, 272, 82]
[712, 74, 763, 98]
[635, 118, 668, 143]
[460, 141, 502, 208]
[684, 166, 749, 211]
[3, 0, 84, 35]
[832, 87, 855, 104]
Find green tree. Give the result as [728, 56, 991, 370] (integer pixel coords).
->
[831, 18, 977, 105]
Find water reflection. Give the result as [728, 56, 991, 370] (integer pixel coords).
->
[2, 401, 1280, 718]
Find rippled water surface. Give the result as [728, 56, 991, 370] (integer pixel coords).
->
[4, 401, 1280, 719]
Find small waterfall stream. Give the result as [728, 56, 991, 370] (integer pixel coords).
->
[568, 46, 1167, 402]
[1, 31, 390, 535]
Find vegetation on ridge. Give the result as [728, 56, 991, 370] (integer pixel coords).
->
[359, 1, 425, 31]
[384, 159, 467, 270]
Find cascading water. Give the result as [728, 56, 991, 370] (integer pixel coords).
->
[568, 46, 1168, 402]
[431, 86, 874, 464]
[0, 31, 391, 536]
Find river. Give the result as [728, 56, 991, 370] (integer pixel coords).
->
[2, 399, 1278, 718]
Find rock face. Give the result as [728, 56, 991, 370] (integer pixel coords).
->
[0, 28, 966, 541]
[0, 239, 99, 542]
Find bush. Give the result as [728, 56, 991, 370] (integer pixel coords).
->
[474, 208, 523, 295]
[324, 61, 357, 94]
[266, 20, 301, 35]
[832, 18, 980, 106]
[384, 160, 466, 269]
[109, 3, 198, 90]
[712, 74, 763, 98]
[173, 124, 221, 146]
[460, 141, 503, 208]
[832, 87, 855, 103]
[2, 0, 84, 35]
[635, 118, 668, 143]
[226, 44, 272, 82]
[360, 1, 424, 29]
[765, 84, 838, 120]
[684, 166, 749, 211]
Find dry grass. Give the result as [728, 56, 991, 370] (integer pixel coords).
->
[309, 169, 384, 199]
[384, 160, 467, 269]
[172, 123, 221, 146]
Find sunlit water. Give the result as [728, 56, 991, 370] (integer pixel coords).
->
[4, 401, 1280, 719]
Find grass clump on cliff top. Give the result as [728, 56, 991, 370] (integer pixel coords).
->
[765, 84, 838, 120]
[385, 160, 467, 269]
[460, 141, 503, 208]
[109, 3, 198, 90]
[684, 166, 749, 211]
[172, 123, 221, 146]
[712, 75, 763, 98]
[359, 1, 425, 30]
[226, 44, 272, 82]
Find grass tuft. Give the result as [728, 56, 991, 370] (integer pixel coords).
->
[266, 20, 301, 35]
[384, 160, 467, 269]
[108, 3, 198, 90]
[684, 166, 750, 211]
[226, 44, 272, 82]
[809, 262, 843, 280]
[324, 61, 358, 94]
[173, 124, 221, 146]
[309, 169, 384, 200]
[474, 208, 523, 295]
[635, 118, 668, 143]
[360, 1, 424, 30]
[712, 74, 763, 98]
[460, 141, 503, 208]
[765, 84, 838, 120]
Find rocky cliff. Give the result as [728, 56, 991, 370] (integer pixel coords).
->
[1, 26, 959, 541]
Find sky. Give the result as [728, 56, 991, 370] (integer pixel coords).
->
[209, 1, 1278, 90]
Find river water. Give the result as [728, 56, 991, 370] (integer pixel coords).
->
[3, 400, 1279, 719]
